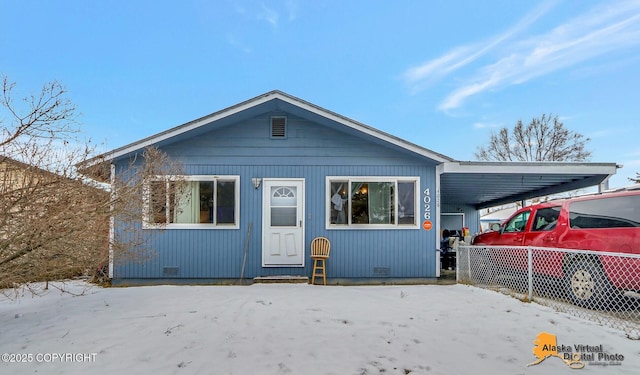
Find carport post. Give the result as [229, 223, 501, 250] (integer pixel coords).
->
[527, 247, 533, 301]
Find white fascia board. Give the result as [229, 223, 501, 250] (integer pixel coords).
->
[441, 161, 619, 175]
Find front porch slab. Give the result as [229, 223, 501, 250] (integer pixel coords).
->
[253, 275, 310, 284]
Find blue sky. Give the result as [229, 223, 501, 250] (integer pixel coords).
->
[1, 0, 639, 188]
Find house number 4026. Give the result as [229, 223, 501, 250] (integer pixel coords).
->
[423, 188, 431, 220]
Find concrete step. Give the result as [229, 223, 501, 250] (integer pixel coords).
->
[253, 275, 310, 284]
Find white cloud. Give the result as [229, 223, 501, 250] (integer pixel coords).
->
[259, 4, 279, 27]
[285, 0, 298, 21]
[444, 1, 640, 110]
[439, 70, 504, 111]
[226, 2, 298, 51]
[405, 0, 640, 112]
[233, 2, 291, 27]
[226, 33, 252, 53]
[403, 47, 475, 93]
[473, 122, 501, 129]
[403, 0, 555, 93]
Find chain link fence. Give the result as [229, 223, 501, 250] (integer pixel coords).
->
[457, 245, 640, 339]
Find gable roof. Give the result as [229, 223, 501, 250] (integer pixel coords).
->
[81, 90, 619, 209]
[86, 90, 452, 166]
[2, 154, 108, 194]
[1, 155, 57, 178]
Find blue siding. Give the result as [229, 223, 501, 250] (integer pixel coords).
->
[113, 112, 443, 282]
[161, 114, 429, 167]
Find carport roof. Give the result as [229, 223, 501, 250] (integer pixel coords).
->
[440, 161, 619, 209]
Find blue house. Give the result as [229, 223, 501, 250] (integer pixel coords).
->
[86, 91, 618, 285]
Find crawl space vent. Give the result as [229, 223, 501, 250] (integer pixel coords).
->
[373, 267, 390, 277]
[163, 267, 179, 276]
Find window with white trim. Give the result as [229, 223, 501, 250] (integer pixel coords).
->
[327, 177, 419, 228]
[144, 175, 240, 229]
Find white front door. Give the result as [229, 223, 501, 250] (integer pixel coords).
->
[262, 179, 305, 267]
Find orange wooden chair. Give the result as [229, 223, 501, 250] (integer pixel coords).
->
[310, 237, 331, 285]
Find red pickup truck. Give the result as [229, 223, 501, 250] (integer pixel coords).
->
[472, 189, 640, 307]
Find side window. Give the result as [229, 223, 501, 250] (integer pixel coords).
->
[532, 206, 561, 232]
[504, 211, 531, 233]
[145, 175, 240, 228]
[570, 195, 640, 229]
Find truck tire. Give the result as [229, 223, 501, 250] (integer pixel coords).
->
[565, 259, 615, 309]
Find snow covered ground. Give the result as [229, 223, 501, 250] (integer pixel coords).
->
[1, 281, 638, 374]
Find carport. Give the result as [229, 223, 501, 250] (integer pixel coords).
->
[434, 161, 620, 276]
[438, 161, 620, 209]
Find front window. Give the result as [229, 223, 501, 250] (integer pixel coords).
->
[145, 175, 239, 229]
[327, 177, 419, 228]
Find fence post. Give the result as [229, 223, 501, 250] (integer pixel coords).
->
[455, 247, 459, 282]
[466, 247, 472, 283]
[436, 249, 441, 279]
[527, 246, 533, 301]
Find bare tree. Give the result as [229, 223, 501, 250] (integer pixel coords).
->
[84, 146, 187, 276]
[0, 76, 183, 291]
[475, 114, 591, 162]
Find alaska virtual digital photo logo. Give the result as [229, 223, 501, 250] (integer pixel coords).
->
[527, 332, 625, 369]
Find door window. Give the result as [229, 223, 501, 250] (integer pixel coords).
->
[504, 211, 531, 233]
[270, 186, 297, 227]
[532, 207, 561, 231]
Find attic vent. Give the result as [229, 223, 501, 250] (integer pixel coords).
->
[271, 116, 287, 138]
